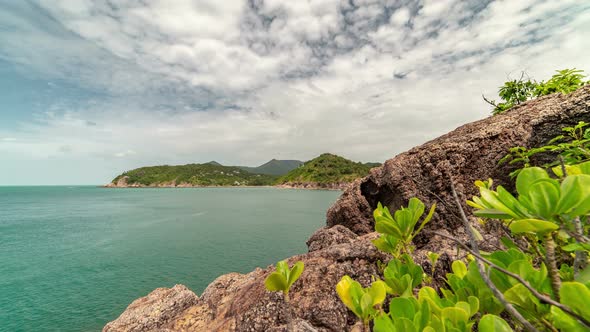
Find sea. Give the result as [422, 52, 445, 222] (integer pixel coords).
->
[0, 186, 341, 331]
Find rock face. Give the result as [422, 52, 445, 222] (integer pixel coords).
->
[327, 86, 590, 240]
[104, 233, 388, 332]
[104, 87, 590, 331]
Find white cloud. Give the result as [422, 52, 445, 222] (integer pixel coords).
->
[0, 0, 589, 184]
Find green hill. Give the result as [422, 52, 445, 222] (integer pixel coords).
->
[277, 153, 377, 185]
[239, 159, 303, 176]
[110, 163, 276, 187]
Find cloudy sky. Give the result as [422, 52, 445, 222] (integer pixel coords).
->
[0, 0, 589, 185]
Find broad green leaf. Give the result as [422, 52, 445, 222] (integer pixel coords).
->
[375, 216, 404, 238]
[516, 167, 549, 197]
[276, 260, 289, 277]
[407, 197, 426, 225]
[526, 179, 560, 218]
[551, 306, 588, 332]
[415, 299, 431, 331]
[360, 292, 373, 316]
[395, 209, 415, 236]
[287, 261, 304, 288]
[467, 296, 479, 316]
[265, 272, 287, 292]
[560, 282, 590, 320]
[441, 307, 469, 326]
[509, 219, 559, 234]
[455, 302, 471, 317]
[496, 186, 530, 217]
[336, 276, 354, 310]
[504, 283, 540, 312]
[374, 314, 397, 332]
[557, 174, 590, 215]
[394, 317, 417, 332]
[369, 280, 387, 307]
[452, 261, 468, 279]
[390, 297, 416, 320]
[479, 188, 516, 217]
[479, 314, 513, 332]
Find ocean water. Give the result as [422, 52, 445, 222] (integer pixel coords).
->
[0, 186, 340, 332]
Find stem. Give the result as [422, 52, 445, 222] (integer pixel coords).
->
[449, 178, 539, 332]
[544, 232, 561, 301]
[573, 217, 588, 277]
[363, 319, 370, 332]
[284, 291, 293, 332]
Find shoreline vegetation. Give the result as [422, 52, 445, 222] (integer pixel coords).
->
[105, 153, 380, 190]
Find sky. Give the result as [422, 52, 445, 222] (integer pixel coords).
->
[0, 0, 589, 185]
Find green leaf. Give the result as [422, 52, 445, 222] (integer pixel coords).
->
[452, 261, 468, 279]
[478, 314, 513, 332]
[509, 219, 559, 234]
[526, 178, 560, 218]
[389, 297, 416, 320]
[560, 282, 590, 320]
[276, 260, 289, 277]
[474, 209, 513, 219]
[441, 307, 469, 326]
[374, 314, 397, 332]
[467, 296, 479, 316]
[551, 306, 588, 332]
[287, 261, 304, 288]
[504, 283, 541, 313]
[265, 271, 288, 292]
[375, 216, 404, 238]
[369, 280, 387, 307]
[360, 292, 373, 316]
[336, 276, 354, 311]
[557, 174, 590, 215]
[516, 167, 549, 197]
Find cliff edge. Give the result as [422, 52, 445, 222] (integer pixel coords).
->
[104, 86, 590, 332]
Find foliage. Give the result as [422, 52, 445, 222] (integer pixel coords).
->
[238, 159, 303, 176]
[277, 153, 376, 185]
[334, 157, 590, 331]
[535, 69, 588, 96]
[500, 121, 590, 178]
[484, 68, 588, 115]
[112, 163, 277, 186]
[264, 260, 304, 299]
[336, 276, 387, 329]
[372, 199, 436, 255]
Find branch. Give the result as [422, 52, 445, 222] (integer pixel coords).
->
[482, 94, 498, 108]
[448, 177, 539, 332]
[427, 230, 590, 329]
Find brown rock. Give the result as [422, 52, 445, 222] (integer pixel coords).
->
[104, 87, 590, 332]
[327, 86, 590, 244]
[103, 284, 199, 332]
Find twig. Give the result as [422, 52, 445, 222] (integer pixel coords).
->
[449, 177, 539, 332]
[427, 230, 590, 329]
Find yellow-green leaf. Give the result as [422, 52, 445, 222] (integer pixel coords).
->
[509, 219, 559, 234]
[479, 314, 513, 332]
[265, 272, 288, 292]
[287, 261, 304, 288]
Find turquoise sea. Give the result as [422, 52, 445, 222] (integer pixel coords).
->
[0, 186, 340, 332]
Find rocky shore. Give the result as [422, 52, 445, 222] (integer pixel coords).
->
[103, 86, 590, 332]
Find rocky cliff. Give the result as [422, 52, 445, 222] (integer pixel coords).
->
[104, 86, 590, 332]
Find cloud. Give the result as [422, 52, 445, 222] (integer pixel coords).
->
[0, 0, 589, 184]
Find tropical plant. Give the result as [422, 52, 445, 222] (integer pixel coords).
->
[372, 198, 436, 256]
[500, 121, 590, 178]
[535, 68, 588, 96]
[336, 276, 387, 332]
[484, 68, 588, 115]
[265, 260, 304, 331]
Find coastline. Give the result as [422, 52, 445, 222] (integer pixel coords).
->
[102, 183, 346, 191]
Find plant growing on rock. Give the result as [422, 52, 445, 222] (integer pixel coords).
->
[484, 68, 588, 115]
[372, 198, 436, 256]
[336, 276, 386, 332]
[265, 260, 304, 331]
